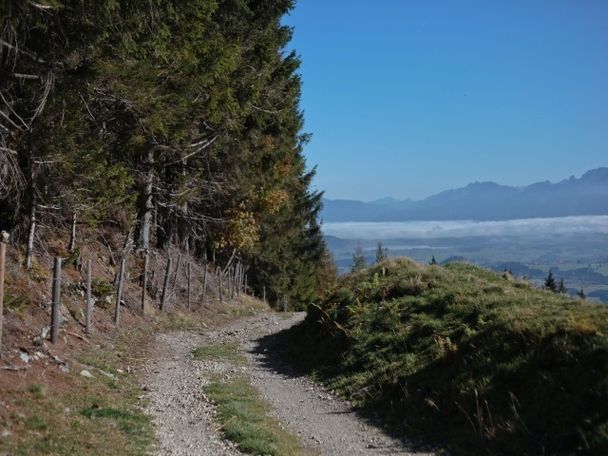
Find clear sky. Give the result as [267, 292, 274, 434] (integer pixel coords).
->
[283, 0, 608, 201]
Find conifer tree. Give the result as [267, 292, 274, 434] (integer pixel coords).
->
[558, 277, 567, 294]
[351, 245, 366, 273]
[544, 271, 557, 292]
[577, 288, 586, 300]
[0, 0, 333, 305]
[375, 242, 388, 263]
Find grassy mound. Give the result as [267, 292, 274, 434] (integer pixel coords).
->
[286, 259, 608, 454]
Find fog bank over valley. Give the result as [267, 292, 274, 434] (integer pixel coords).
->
[323, 216, 608, 240]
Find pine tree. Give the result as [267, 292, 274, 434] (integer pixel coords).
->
[558, 277, 567, 294]
[577, 288, 586, 300]
[430, 256, 438, 265]
[544, 271, 557, 292]
[0, 0, 334, 305]
[351, 245, 366, 273]
[375, 242, 388, 263]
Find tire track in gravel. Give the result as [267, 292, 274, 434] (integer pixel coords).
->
[144, 312, 434, 456]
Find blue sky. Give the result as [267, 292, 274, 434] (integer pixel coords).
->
[283, 0, 608, 201]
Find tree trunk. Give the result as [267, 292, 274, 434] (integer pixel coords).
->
[141, 249, 149, 314]
[187, 262, 191, 309]
[68, 212, 77, 252]
[26, 204, 36, 269]
[201, 264, 208, 306]
[135, 151, 154, 251]
[170, 253, 182, 303]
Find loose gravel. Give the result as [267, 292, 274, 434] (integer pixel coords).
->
[144, 312, 434, 456]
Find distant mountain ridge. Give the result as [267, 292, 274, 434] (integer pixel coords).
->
[322, 168, 608, 222]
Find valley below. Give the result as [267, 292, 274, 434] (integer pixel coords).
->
[324, 215, 608, 302]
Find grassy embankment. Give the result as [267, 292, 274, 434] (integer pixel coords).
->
[285, 258, 608, 454]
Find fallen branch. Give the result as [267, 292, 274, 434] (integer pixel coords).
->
[63, 330, 90, 344]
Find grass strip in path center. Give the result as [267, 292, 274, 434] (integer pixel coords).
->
[205, 376, 308, 456]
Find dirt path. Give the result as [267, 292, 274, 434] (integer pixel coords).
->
[143, 312, 434, 455]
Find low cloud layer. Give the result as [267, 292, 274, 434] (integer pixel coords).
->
[323, 216, 608, 240]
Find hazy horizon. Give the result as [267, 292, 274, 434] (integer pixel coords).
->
[322, 215, 608, 240]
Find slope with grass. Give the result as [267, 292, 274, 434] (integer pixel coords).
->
[285, 259, 608, 455]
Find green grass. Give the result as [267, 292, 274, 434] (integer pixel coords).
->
[193, 342, 247, 364]
[80, 407, 151, 443]
[205, 377, 307, 456]
[284, 258, 608, 455]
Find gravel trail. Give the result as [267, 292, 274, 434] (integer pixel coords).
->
[144, 312, 434, 456]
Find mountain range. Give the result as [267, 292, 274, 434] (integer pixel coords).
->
[322, 168, 608, 222]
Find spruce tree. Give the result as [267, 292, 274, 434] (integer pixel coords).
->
[544, 271, 557, 292]
[0, 0, 334, 306]
[577, 288, 586, 300]
[558, 277, 567, 294]
[375, 242, 388, 263]
[351, 245, 366, 273]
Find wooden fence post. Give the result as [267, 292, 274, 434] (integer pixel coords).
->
[170, 253, 182, 302]
[235, 263, 241, 297]
[51, 257, 62, 343]
[218, 267, 223, 303]
[114, 257, 126, 325]
[0, 231, 8, 350]
[85, 258, 92, 333]
[231, 264, 236, 298]
[160, 257, 172, 311]
[201, 264, 208, 306]
[187, 262, 191, 310]
[141, 249, 149, 313]
[227, 267, 232, 301]
[262, 286, 266, 304]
